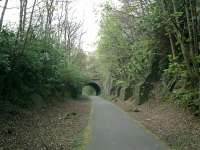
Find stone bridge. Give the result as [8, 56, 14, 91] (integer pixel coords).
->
[85, 79, 101, 96]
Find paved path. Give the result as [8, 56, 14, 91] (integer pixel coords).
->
[87, 96, 168, 150]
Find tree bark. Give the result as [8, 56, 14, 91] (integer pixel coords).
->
[0, 0, 9, 30]
[23, 0, 37, 49]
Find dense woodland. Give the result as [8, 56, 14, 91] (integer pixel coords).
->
[0, 0, 89, 106]
[96, 0, 200, 115]
[1, 0, 200, 149]
[1, 0, 200, 114]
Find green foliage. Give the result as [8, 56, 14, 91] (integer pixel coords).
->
[0, 29, 88, 106]
[82, 86, 96, 96]
[116, 80, 128, 88]
[96, 2, 161, 96]
[164, 55, 187, 79]
[171, 89, 198, 108]
[96, 0, 200, 114]
[163, 55, 200, 113]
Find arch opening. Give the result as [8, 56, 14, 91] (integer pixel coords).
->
[82, 81, 101, 96]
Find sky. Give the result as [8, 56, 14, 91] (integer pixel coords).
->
[0, 0, 121, 52]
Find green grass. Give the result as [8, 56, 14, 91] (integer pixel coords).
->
[72, 108, 92, 150]
[72, 123, 91, 150]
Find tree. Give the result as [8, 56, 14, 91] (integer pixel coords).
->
[0, 0, 9, 30]
[0, 0, 88, 105]
[97, 0, 200, 112]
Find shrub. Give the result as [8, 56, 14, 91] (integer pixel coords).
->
[0, 29, 88, 106]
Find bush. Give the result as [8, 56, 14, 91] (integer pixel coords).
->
[0, 29, 88, 106]
[163, 55, 200, 114]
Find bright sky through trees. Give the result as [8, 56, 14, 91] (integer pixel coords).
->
[0, 0, 120, 52]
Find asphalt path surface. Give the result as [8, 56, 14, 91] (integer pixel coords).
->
[87, 96, 168, 150]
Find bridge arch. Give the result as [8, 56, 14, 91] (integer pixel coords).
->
[84, 81, 101, 96]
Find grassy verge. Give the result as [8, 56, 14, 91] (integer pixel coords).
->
[72, 97, 92, 150]
[72, 123, 91, 150]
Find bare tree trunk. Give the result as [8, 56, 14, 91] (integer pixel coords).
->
[23, 0, 37, 49]
[169, 33, 176, 59]
[139, 0, 145, 14]
[170, 0, 193, 77]
[18, 0, 28, 40]
[0, 0, 9, 30]
[185, 0, 195, 60]
[22, 0, 28, 33]
[45, 0, 55, 38]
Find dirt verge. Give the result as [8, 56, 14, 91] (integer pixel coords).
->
[0, 97, 91, 150]
[113, 97, 200, 150]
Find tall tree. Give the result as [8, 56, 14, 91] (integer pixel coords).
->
[0, 0, 9, 30]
